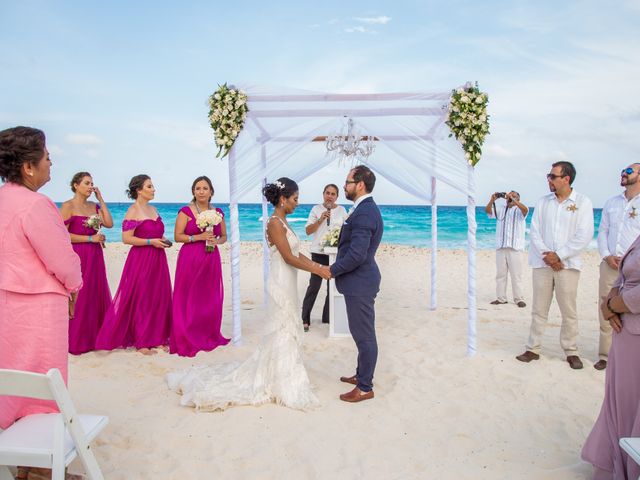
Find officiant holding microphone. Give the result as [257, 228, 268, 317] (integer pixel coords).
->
[301, 184, 348, 332]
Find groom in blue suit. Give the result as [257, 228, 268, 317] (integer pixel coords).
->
[327, 165, 383, 403]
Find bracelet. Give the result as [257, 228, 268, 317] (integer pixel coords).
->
[189, 235, 194, 243]
[88, 235, 93, 243]
[146, 238, 151, 246]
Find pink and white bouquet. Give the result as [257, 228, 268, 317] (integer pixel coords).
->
[196, 209, 223, 252]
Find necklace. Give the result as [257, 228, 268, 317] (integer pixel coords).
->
[194, 202, 210, 214]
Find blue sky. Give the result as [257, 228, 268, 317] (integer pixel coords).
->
[1, 0, 638, 206]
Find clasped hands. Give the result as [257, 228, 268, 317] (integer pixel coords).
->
[542, 251, 564, 271]
[317, 265, 332, 280]
[601, 293, 624, 333]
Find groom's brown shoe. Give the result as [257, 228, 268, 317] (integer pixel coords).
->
[340, 374, 357, 385]
[340, 386, 374, 403]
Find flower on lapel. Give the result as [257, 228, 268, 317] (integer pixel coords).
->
[630, 206, 638, 219]
[566, 204, 578, 213]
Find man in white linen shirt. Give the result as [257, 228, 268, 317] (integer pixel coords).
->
[516, 161, 594, 370]
[485, 190, 529, 307]
[593, 163, 640, 370]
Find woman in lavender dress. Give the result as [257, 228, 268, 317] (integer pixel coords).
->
[95, 174, 172, 355]
[60, 172, 113, 354]
[582, 234, 640, 479]
[170, 176, 229, 357]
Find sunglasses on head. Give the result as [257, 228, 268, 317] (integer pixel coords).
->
[622, 167, 636, 176]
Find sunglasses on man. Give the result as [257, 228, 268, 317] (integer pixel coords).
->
[621, 167, 636, 176]
[546, 173, 566, 180]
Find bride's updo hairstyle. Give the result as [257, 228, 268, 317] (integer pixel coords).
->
[262, 177, 298, 207]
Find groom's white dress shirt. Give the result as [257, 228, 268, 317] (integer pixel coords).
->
[528, 189, 594, 271]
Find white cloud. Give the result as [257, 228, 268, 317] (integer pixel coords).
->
[65, 133, 103, 146]
[345, 26, 375, 34]
[355, 16, 391, 25]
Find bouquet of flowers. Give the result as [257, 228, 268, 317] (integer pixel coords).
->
[83, 214, 105, 248]
[196, 209, 223, 253]
[445, 81, 490, 167]
[208, 83, 249, 158]
[322, 226, 341, 248]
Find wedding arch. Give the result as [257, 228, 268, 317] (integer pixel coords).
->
[220, 85, 485, 356]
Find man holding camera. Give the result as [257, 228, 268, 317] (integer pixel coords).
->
[485, 190, 529, 307]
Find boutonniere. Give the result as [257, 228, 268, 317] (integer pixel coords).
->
[630, 206, 638, 219]
[566, 204, 578, 213]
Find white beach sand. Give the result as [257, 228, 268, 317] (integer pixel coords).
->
[68, 243, 604, 479]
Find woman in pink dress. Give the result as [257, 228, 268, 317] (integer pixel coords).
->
[0, 127, 82, 427]
[95, 174, 172, 355]
[60, 172, 113, 354]
[582, 233, 640, 479]
[170, 176, 229, 357]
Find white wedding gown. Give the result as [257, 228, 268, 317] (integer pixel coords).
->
[167, 217, 319, 411]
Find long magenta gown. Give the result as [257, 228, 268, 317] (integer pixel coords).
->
[64, 206, 112, 354]
[170, 206, 229, 357]
[95, 217, 172, 350]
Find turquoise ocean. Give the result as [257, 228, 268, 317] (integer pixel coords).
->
[93, 203, 603, 250]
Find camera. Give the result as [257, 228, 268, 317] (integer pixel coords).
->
[495, 192, 507, 199]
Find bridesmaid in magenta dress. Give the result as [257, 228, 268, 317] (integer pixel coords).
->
[170, 176, 229, 356]
[60, 172, 113, 354]
[95, 174, 172, 355]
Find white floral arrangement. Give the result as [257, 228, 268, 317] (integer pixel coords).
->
[445, 82, 490, 167]
[322, 226, 341, 247]
[208, 83, 249, 158]
[196, 209, 223, 253]
[83, 214, 102, 232]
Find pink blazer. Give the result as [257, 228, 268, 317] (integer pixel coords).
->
[0, 182, 82, 296]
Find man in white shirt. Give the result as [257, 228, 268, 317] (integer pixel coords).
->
[594, 163, 640, 370]
[516, 161, 594, 369]
[485, 190, 529, 307]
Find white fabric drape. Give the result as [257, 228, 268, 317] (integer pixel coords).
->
[224, 85, 477, 351]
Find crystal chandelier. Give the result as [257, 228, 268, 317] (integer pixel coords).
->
[325, 117, 375, 164]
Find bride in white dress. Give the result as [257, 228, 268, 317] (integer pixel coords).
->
[167, 177, 331, 411]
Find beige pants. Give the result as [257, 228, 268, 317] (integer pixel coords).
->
[526, 267, 581, 356]
[496, 248, 525, 303]
[597, 261, 619, 360]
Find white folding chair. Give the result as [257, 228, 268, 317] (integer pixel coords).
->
[620, 437, 640, 479]
[0, 368, 108, 480]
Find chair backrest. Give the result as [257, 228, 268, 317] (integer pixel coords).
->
[0, 369, 55, 400]
[0, 368, 104, 480]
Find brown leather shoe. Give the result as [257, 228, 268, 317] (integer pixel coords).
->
[490, 300, 508, 305]
[340, 374, 357, 385]
[517, 301, 526, 308]
[516, 351, 540, 362]
[594, 359, 607, 370]
[567, 355, 584, 370]
[340, 386, 374, 403]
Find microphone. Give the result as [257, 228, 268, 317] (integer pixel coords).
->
[323, 202, 331, 226]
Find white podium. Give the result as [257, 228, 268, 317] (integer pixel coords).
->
[324, 247, 352, 338]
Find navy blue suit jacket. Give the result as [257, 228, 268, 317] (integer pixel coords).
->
[330, 197, 383, 297]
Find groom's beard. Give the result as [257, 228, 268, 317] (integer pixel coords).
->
[345, 189, 355, 201]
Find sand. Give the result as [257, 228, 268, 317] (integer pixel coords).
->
[67, 243, 604, 479]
